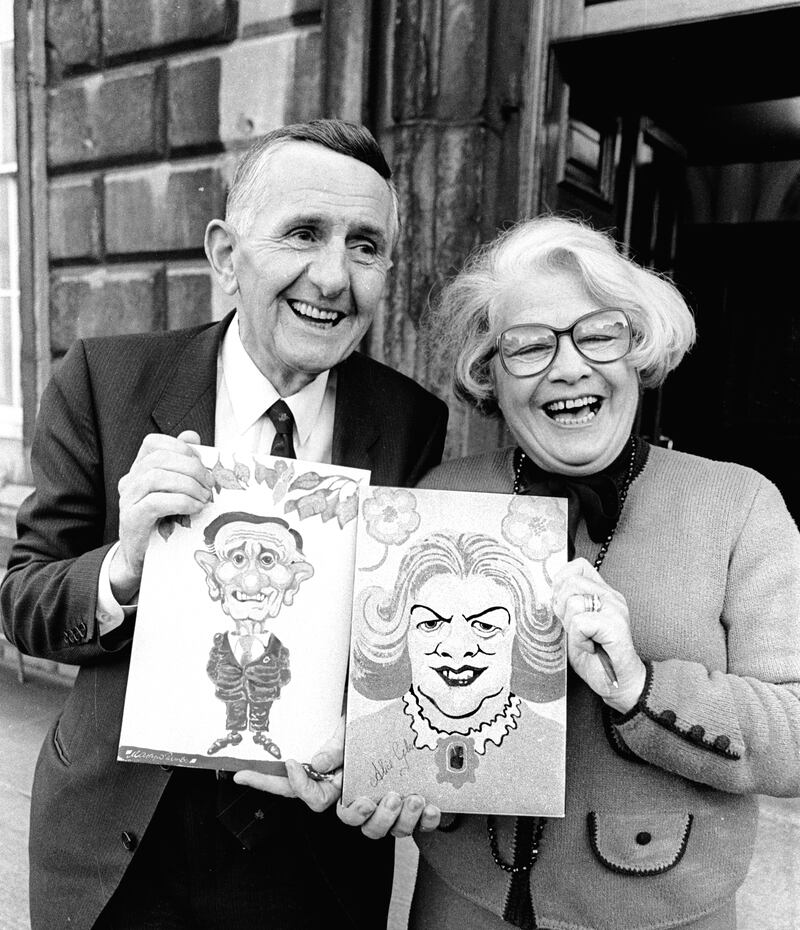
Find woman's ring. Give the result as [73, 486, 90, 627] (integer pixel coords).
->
[583, 593, 602, 612]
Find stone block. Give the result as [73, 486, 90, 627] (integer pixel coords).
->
[102, 0, 235, 59]
[49, 176, 103, 262]
[166, 264, 214, 330]
[168, 55, 221, 150]
[104, 162, 227, 255]
[47, 79, 97, 167]
[48, 65, 165, 168]
[47, 0, 101, 73]
[239, 0, 321, 37]
[100, 266, 166, 335]
[50, 266, 166, 351]
[96, 65, 167, 161]
[218, 30, 321, 145]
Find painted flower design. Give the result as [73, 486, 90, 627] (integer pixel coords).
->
[362, 488, 421, 545]
[501, 496, 566, 562]
[360, 489, 422, 572]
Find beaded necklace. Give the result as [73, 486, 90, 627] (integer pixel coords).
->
[487, 434, 639, 876]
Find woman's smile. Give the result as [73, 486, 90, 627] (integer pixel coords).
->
[541, 393, 604, 426]
[433, 665, 487, 686]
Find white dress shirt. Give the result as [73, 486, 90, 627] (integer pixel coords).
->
[96, 313, 337, 635]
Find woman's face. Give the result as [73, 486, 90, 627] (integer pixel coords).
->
[407, 573, 515, 724]
[491, 270, 640, 476]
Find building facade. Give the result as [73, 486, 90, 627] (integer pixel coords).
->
[2, 1, 800, 925]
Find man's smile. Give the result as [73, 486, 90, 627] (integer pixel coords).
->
[434, 665, 486, 687]
[232, 590, 268, 602]
[286, 298, 346, 327]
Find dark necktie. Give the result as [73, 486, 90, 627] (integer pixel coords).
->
[267, 400, 296, 459]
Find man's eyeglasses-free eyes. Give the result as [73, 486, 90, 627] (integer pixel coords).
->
[493, 308, 633, 378]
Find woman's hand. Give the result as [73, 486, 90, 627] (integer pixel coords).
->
[552, 558, 646, 713]
[337, 792, 441, 840]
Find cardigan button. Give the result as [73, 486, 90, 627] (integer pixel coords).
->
[635, 831, 652, 845]
[659, 709, 676, 725]
[120, 831, 138, 852]
[714, 734, 731, 752]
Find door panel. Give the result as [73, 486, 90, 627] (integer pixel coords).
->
[665, 222, 800, 520]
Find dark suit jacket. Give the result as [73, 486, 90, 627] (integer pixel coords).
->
[207, 630, 291, 706]
[0, 312, 448, 930]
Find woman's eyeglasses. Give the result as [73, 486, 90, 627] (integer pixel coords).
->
[494, 308, 632, 378]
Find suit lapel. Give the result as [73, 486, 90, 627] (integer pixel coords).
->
[332, 353, 380, 472]
[150, 323, 382, 470]
[151, 311, 234, 443]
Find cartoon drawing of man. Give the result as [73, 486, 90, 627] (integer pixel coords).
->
[194, 512, 314, 758]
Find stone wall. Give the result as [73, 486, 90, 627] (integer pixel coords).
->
[4, 0, 331, 680]
[45, 0, 325, 355]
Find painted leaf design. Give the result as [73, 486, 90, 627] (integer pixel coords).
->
[273, 462, 295, 503]
[211, 459, 242, 492]
[232, 460, 251, 487]
[289, 472, 324, 491]
[254, 461, 278, 488]
[157, 516, 175, 542]
[293, 489, 328, 520]
[156, 513, 191, 542]
[320, 489, 340, 522]
[336, 491, 358, 527]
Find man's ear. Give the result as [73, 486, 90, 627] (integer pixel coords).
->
[281, 560, 314, 607]
[195, 550, 222, 601]
[204, 219, 239, 296]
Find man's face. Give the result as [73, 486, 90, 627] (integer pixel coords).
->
[196, 520, 313, 625]
[407, 574, 515, 724]
[222, 141, 395, 396]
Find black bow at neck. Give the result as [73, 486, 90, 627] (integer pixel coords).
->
[514, 436, 648, 558]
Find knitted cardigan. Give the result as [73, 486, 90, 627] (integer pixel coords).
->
[413, 444, 800, 930]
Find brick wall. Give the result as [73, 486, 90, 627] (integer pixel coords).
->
[45, 0, 324, 354]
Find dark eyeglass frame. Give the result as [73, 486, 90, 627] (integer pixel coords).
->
[492, 307, 633, 378]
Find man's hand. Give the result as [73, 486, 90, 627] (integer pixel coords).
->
[233, 717, 345, 813]
[111, 430, 212, 603]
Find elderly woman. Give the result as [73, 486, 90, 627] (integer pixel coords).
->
[344, 530, 565, 814]
[339, 215, 800, 930]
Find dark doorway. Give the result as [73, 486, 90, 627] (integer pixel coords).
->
[545, 8, 800, 522]
[666, 222, 800, 520]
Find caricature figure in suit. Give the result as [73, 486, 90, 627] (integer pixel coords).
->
[1, 120, 448, 930]
[196, 513, 314, 759]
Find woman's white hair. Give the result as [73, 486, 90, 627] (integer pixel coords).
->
[427, 215, 696, 416]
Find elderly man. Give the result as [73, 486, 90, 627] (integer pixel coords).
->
[1, 119, 447, 930]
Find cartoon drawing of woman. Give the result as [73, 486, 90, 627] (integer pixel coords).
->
[346, 532, 566, 813]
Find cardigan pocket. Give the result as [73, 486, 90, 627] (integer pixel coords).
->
[587, 811, 693, 876]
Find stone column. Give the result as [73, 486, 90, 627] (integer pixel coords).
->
[368, 0, 530, 459]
